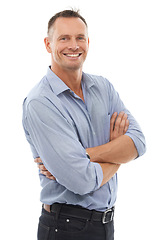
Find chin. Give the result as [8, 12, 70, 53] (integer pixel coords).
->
[63, 63, 83, 71]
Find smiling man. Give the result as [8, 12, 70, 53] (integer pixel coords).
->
[22, 10, 146, 240]
[46, 17, 89, 69]
[44, 15, 89, 101]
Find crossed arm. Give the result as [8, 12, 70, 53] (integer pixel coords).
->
[35, 112, 138, 187]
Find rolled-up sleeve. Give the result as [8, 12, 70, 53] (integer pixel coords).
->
[24, 99, 103, 195]
[108, 81, 146, 157]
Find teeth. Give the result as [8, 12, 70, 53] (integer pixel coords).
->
[65, 54, 81, 57]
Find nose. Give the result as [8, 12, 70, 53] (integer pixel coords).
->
[68, 38, 79, 51]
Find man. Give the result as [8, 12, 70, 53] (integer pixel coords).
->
[22, 10, 146, 240]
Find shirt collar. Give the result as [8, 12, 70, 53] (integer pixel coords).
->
[46, 66, 95, 96]
[82, 72, 95, 89]
[46, 67, 70, 95]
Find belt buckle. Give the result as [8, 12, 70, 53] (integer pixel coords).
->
[102, 208, 114, 224]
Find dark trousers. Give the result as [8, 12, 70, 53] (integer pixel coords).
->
[37, 205, 114, 240]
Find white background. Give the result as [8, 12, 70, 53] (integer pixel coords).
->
[1, 0, 160, 239]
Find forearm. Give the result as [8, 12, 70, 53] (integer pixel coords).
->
[99, 162, 120, 187]
[87, 135, 138, 164]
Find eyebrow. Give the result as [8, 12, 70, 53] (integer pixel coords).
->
[58, 34, 87, 39]
[77, 34, 86, 37]
[57, 34, 69, 39]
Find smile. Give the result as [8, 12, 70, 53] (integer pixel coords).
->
[63, 53, 82, 58]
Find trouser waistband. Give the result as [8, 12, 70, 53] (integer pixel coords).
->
[43, 203, 114, 224]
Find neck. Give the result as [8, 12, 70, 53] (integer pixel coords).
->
[51, 65, 84, 99]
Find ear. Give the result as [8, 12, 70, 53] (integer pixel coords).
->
[44, 37, 52, 53]
[88, 37, 90, 47]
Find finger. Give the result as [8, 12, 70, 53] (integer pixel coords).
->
[124, 119, 129, 133]
[119, 113, 128, 134]
[46, 175, 56, 180]
[110, 112, 118, 141]
[121, 113, 129, 133]
[34, 157, 42, 163]
[40, 170, 49, 176]
[110, 112, 118, 131]
[40, 170, 55, 179]
[38, 164, 47, 171]
[114, 111, 125, 132]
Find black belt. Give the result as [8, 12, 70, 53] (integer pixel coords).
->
[48, 203, 114, 224]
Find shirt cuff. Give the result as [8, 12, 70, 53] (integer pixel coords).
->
[92, 162, 103, 190]
[125, 132, 146, 157]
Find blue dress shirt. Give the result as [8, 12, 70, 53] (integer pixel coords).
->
[22, 67, 146, 211]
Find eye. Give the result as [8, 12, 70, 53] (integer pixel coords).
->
[59, 36, 69, 41]
[60, 37, 67, 41]
[77, 36, 87, 42]
[78, 37, 85, 40]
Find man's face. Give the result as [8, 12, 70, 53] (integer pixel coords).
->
[47, 17, 89, 72]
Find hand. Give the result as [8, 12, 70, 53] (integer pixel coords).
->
[110, 111, 129, 141]
[34, 157, 56, 180]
